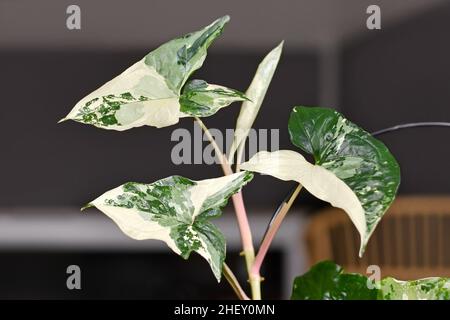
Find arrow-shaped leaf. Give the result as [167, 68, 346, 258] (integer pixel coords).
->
[289, 107, 400, 255]
[61, 16, 245, 130]
[84, 171, 253, 281]
[241, 107, 400, 256]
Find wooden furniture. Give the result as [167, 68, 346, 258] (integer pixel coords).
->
[306, 196, 450, 279]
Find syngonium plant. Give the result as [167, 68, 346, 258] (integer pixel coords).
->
[61, 16, 450, 300]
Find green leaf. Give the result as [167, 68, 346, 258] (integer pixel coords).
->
[84, 171, 253, 281]
[228, 42, 283, 164]
[179, 79, 248, 117]
[289, 107, 400, 256]
[379, 277, 450, 300]
[291, 261, 450, 300]
[60, 16, 242, 130]
[291, 261, 378, 300]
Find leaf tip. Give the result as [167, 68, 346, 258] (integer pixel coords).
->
[220, 15, 231, 23]
[358, 240, 368, 258]
[211, 15, 230, 29]
[81, 203, 93, 212]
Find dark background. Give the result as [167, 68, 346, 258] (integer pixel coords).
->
[0, 50, 318, 208]
[0, 0, 449, 299]
[1, 3, 450, 210]
[342, 4, 450, 195]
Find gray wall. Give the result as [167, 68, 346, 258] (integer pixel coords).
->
[0, 49, 318, 207]
[2, 1, 450, 210]
[341, 2, 450, 194]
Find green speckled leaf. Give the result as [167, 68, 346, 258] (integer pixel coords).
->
[291, 261, 378, 300]
[84, 171, 253, 281]
[179, 79, 248, 117]
[379, 277, 450, 300]
[144, 16, 229, 93]
[289, 107, 400, 256]
[61, 16, 238, 130]
[292, 261, 450, 300]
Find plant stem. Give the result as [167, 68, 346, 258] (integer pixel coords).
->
[251, 183, 303, 278]
[229, 132, 261, 298]
[232, 191, 260, 300]
[234, 141, 245, 172]
[194, 117, 259, 299]
[223, 262, 250, 300]
[195, 117, 232, 175]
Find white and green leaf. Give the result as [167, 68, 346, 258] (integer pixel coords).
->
[241, 104, 401, 257]
[292, 261, 450, 300]
[179, 79, 248, 117]
[379, 277, 450, 300]
[242, 107, 400, 257]
[61, 16, 244, 130]
[288, 107, 400, 256]
[83, 171, 253, 281]
[228, 42, 283, 164]
[240, 150, 367, 243]
[143, 16, 228, 94]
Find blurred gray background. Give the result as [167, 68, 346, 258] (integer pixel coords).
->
[0, 0, 449, 299]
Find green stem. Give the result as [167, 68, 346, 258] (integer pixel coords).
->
[223, 262, 250, 300]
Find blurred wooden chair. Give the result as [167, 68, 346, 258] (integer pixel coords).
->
[306, 196, 450, 279]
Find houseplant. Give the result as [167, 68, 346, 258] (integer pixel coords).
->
[60, 16, 450, 300]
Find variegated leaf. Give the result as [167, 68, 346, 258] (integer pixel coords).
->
[240, 150, 367, 248]
[288, 107, 400, 256]
[291, 261, 450, 300]
[241, 107, 400, 256]
[61, 16, 245, 130]
[83, 171, 253, 281]
[379, 277, 450, 300]
[144, 16, 228, 94]
[228, 42, 283, 164]
[179, 79, 248, 117]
